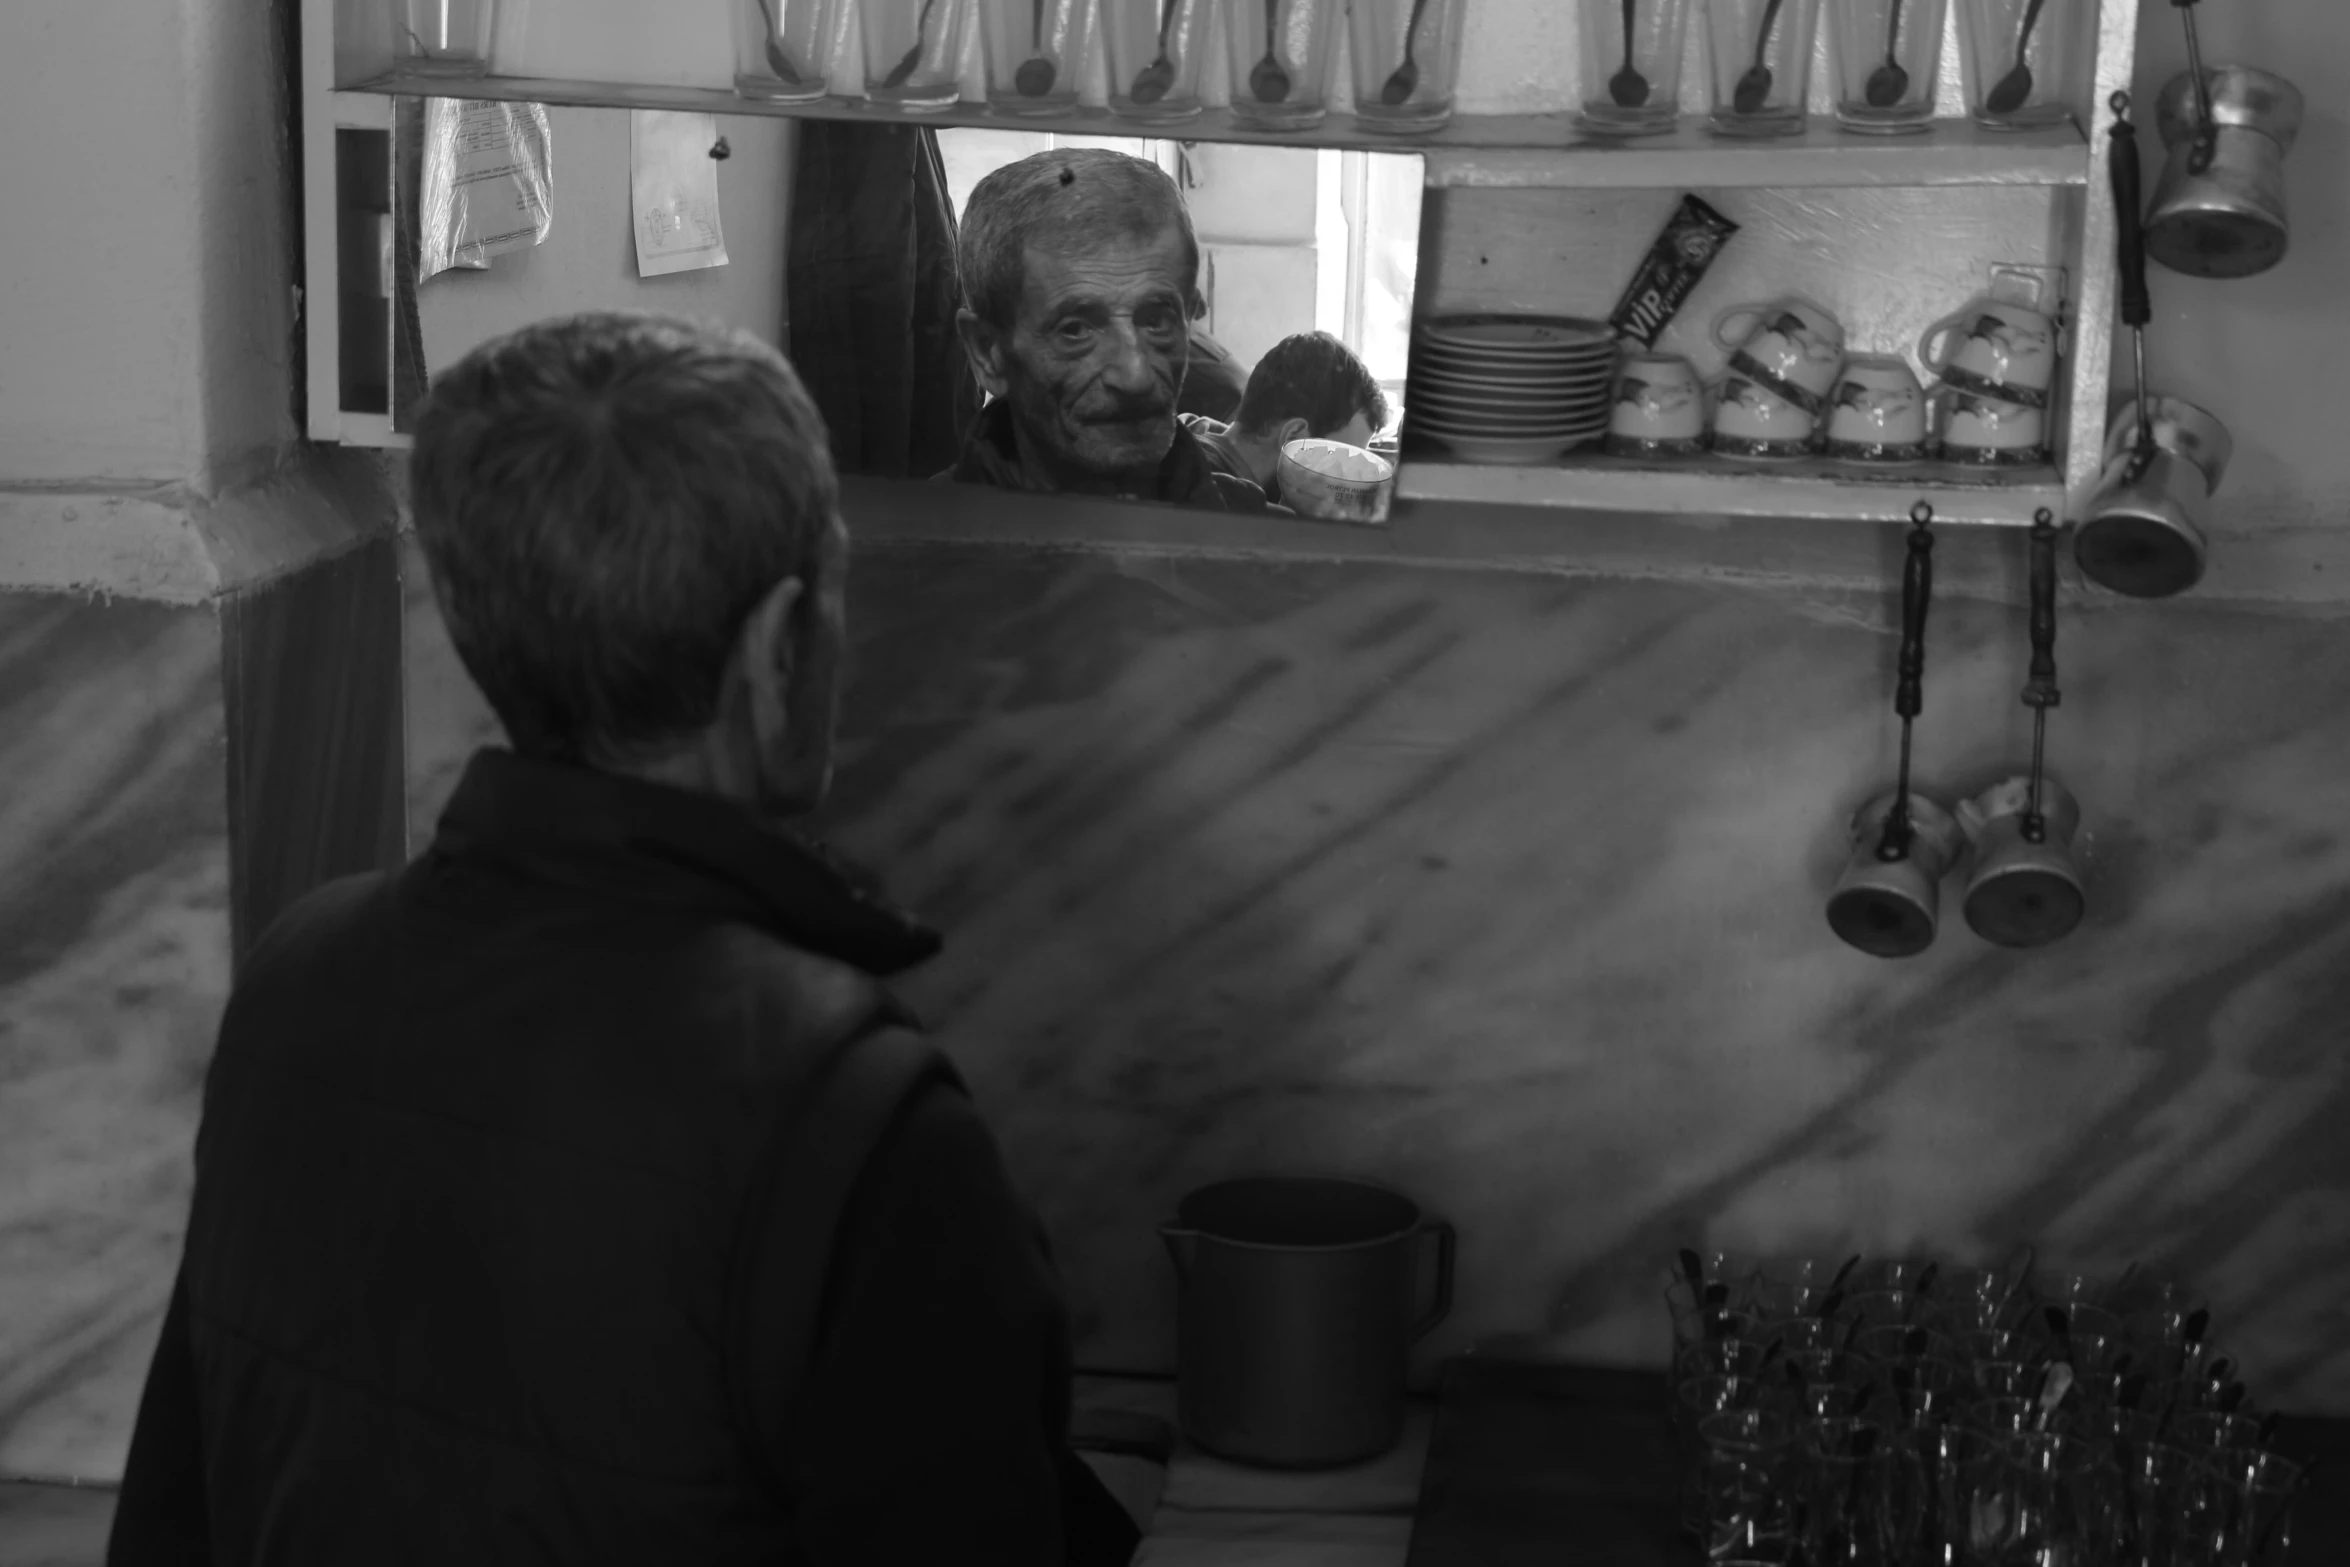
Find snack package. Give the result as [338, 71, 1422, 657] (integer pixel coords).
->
[1609, 195, 1740, 348]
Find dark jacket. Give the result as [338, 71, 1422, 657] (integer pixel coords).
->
[109, 748, 1135, 1567]
[940, 398, 1276, 512]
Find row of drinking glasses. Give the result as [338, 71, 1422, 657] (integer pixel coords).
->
[390, 0, 1468, 133]
[1693, 1406, 2303, 1566]
[1660, 1251, 2305, 1565]
[1576, 0, 2076, 139]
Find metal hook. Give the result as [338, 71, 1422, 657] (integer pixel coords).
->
[709, 136, 732, 160]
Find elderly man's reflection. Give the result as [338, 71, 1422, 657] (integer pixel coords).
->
[942, 148, 1275, 511]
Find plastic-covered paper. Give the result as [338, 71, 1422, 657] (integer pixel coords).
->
[631, 110, 730, 278]
[419, 97, 553, 281]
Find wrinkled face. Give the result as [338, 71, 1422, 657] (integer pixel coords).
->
[972, 231, 1192, 488]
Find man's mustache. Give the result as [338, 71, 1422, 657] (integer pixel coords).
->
[1077, 396, 1174, 425]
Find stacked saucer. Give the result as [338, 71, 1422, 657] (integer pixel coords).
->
[1406, 316, 1620, 464]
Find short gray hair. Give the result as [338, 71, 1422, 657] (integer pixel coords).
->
[409, 311, 838, 763]
[956, 148, 1199, 331]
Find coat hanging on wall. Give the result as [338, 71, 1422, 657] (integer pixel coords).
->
[785, 121, 978, 481]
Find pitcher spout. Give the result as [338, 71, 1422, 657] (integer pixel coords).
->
[1159, 1225, 1197, 1281]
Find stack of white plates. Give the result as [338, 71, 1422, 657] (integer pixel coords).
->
[1406, 316, 1621, 464]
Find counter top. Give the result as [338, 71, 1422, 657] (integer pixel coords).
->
[1074, 1374, 1425, 1567]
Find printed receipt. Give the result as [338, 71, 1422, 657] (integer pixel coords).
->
[419, 98, 553, 280]
[631, 111, 729, 278]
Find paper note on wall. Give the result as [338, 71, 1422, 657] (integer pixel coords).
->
[631, 111, 729, 278]
[419, 98, 553, 280]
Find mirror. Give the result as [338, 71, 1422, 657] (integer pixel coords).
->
[410, 111, 1423, 519]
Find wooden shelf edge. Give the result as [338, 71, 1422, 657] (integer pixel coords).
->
[338, 73, 2085, 186]
[1394, 461, 2066, 527]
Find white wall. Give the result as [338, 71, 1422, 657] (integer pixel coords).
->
[0, 0, 294, 488]
[417, 108, 797, 375]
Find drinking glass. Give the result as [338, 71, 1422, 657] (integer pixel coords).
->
[1697, 1408, 1798, 1559]
[1856, 1323, 1954, 1370]
[1799, 1417, 1899, 1567]
[1703, 0, 1820, 137]
[734, 0, 838, 100]
[1765, 1316, 1844, 1359]
[1973, 1360, 2049, 1404]
[1991, 1433, 2117, 1567]
[1104, 0, 1210, 121]
[1677, 1370, 1770, 1459]
[1826, 0, 1945, 131]
[1957, 0, 2074, 129]
[2111, 1441, 2205, 1567]
[861, 0, 970, 109]
[977, 0, 1095, 115]
[1889, 1414, 2000, 1567]
[1222, 0, 1342, 128]
[1574, 0, 1694, 138]
[2177, 1411, 2263, 1454]
[2200, 1449, 2303, 1566]
[1875, 1353, 1965, 1423]
[393, 0, 496, 75]
[1349, 0, 1466, 132]
[1850, 1288, 1942, 1331]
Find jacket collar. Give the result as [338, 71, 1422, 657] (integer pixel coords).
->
[427, 748, 942, 977]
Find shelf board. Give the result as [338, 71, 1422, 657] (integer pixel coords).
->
[1396, 452, 2066, 527]
[340, 71, 2086, 187]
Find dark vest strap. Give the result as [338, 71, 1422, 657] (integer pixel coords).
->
[724, 1012, 963, 1501]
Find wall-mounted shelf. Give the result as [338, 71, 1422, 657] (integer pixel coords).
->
[1399, 454, 2063, 527]
[340, 71, 2087, 190]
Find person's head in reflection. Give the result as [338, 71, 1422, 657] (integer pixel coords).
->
[411, 311, 848, 818]
[1186, 332, 1390, 507]
[948, 149, 1270, 511]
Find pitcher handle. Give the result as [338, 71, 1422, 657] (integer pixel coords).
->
[1408, 1217, 1457, 1344]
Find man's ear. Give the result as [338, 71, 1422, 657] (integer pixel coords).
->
[955, 309, 1010, 399]
[731, 575, 805, 750]
[1277, 417, 1311, 448]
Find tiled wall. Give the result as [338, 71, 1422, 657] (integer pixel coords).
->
[406, 535, 2350, 1414]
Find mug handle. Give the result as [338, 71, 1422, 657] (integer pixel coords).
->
[1917, 311, 1967, 374]
[1711, 305, 1762, 353]
[1408, 1217, 1457, 1343]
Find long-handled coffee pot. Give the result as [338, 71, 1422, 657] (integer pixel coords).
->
[1959, 511, 2086, 948]
[2077, 92, 2230, 600]
[1828, 504, 1962, 959]
[2142, 0, 2303, 279]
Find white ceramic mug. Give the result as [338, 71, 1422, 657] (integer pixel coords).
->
[1606, 353, 1709, 456]
[1823, 355, 1931, 462]
[1919, 299, 2059, 407]
[1711, 298, 1848, 411]
[1711, 370, 1815, 459]
[1940, 387, 2046, 465]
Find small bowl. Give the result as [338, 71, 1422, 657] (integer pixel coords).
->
[1278, 439, 1395, 525]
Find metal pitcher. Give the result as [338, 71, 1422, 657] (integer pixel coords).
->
[2074, 396, 2232, 600]
[1160, 1175, 1454, 1468]
[1959, 775, 2086, 949]
[2145, 67, 2305, 279]
[1825, 791, 1964, 959]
